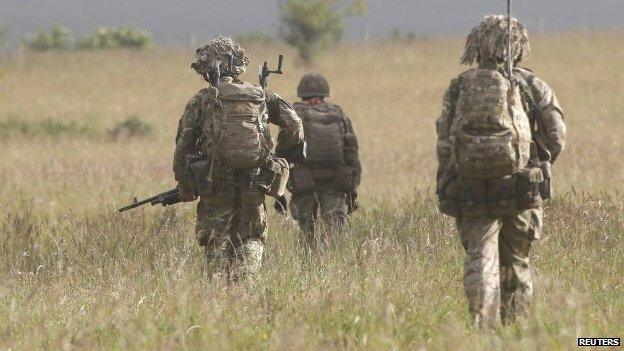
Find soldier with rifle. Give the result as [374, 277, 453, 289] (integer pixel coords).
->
[121, 36, 305, 281]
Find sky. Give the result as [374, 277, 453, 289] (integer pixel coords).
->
[1, 0, 622, 46]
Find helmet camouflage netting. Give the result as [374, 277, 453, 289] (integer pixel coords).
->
[461, 15, 530, 66]
[191, 35, 250, 76]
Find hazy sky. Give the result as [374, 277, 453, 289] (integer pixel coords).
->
[1, 0, 622, 45]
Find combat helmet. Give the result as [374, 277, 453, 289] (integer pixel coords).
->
[297, 73, 330, 98]
[191, 35, 250, 76]
[461, 15, 530, 66]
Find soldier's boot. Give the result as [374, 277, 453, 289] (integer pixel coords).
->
[499, 228, 534, 325]
[459, 216, 502, 329]
[228, 239, 264, 282]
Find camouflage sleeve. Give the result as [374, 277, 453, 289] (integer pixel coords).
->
[342, 111, 362, 188]
[173, 91, 205, 185]
[436, 83, 456, 181]
[266, 90, 305, 156]
[530, 77, 567, 163]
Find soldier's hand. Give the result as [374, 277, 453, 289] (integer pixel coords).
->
[178, 184, 196, 202]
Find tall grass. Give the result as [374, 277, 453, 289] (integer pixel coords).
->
[0, 31, 622, 349]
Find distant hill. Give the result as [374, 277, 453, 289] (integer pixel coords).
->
[1, 0, 622, 46]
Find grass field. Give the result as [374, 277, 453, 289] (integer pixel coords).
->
[0, 31, 623, 350]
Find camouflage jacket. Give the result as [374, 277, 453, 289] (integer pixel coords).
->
[436, 66, 567, 182]
[173, 79, 304, 186]
[293, 101, 362, 188]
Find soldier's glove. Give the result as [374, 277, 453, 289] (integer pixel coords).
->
[274, 195, 288, 216]
[178, 183, 196, 202]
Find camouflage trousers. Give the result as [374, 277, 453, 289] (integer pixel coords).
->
[196, 185, 267, 281]
[291, 188, 348, 248]
[456, 208, 543, 328]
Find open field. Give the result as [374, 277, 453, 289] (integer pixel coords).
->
[0, 31, 623, 350]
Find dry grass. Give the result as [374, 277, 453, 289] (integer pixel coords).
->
[0, 31, 623, 350]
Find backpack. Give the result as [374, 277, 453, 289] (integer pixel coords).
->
[294, 102, 345, 167]
[450, 68, 532, 179]
[204, 80, 272, 169]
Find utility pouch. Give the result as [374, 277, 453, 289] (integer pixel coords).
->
[333, 165, 356, 192]
[487, 175, 518, 216]
[289, 166, 315, 194]
[437, 172, 460, 218]
[539, 161, 553, 201]
[185, 155, 212, 195]
[457, 177, 488, 217]
[517, 167, 543, 210]
[256, 157, 289, 198]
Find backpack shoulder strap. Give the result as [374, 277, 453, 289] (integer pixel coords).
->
[515, 68, 538, 124]
[447, 75, 463, 125]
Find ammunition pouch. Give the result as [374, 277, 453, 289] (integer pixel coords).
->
[516, 167, 543, 210]
[185, 154, 212, 196]
[436, 172, 460, 218]
[437, 167, 544, 218]
[255, 156, 290, 198]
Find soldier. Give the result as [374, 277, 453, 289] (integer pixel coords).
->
[173, 36, 305, 281]
[435, 16, 566, 328]
[277, 73, 361, 248]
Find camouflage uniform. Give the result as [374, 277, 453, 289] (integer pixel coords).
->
[435, 16, 566, 328]
[289, 73, 361, 247]
[173, 36, 304, 280]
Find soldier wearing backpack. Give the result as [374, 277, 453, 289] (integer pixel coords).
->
[435, 16, 566, 328]
[281, 73, 361, 248]
[173, 36, 305, 281]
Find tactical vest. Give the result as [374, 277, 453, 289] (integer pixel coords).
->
[294, 102, 345, 167]
[451, 68, 532, 179]
[202, 80, 273, 169]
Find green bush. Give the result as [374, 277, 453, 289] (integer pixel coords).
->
[279, 0, 366, 63]
[108, 116, 153, 139]
[23, 25, 152, 51]
[0, 117, 91, 139]
[77, 26, 153, 50]
[23, 25, 71, 51]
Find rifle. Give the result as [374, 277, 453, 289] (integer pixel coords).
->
[205, 53, 236, 86]
[207, 59, 221, 86]
[259, 54, 284, 89]
[118, 188, 186, 212]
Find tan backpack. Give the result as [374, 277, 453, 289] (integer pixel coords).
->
[451, 68, 532, 179]
[294, 102, 345, 167]
[204, 80, 272, 169]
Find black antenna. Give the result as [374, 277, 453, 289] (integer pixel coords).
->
[507, 0, 515, 85]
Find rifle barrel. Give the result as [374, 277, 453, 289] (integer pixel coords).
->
[118, 195, 158, 212]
